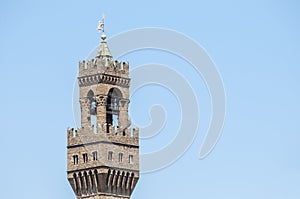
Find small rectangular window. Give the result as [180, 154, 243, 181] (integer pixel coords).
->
[92, 151, 98, 161]
[129, 155, 133, 164]
[119, 153, 123, 162]
[108, 151, 113, 161]
[73, 155, 78, 165]
[83, 153, 88, 163]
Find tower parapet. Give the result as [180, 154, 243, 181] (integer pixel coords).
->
[79, 59, 130, 78]
[67, 126, 139, 147]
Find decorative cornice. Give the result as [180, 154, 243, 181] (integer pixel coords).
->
[67, 140, 139, 149]
[78, 73, 130, 88]
[67, 165, 139, 174]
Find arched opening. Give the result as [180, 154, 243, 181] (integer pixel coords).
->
[93, 169, 99, 193]
[107, 169, 111, 186]
[106, 88, 122, 133]
[128, 172, 134, 194]
[87, 90, 97, 133]
[73, 173, 79, 195]
[124, 172, 130, 195]
[84, 171, 90, 195]
[121, 171, 125, 190]
[89, 170, 95, 194]
[78, 172, 84, 195]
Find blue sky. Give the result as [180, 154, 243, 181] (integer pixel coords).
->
[0, 0, 300, 199]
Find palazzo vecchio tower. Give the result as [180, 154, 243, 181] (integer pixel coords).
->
[67, 15, 139, 199]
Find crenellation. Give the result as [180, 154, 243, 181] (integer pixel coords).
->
[79, 60, 85, 71]
[122, 62, 129, 72]
[67, 125, 139, 147]
[115, 61, 121, 70]
[79, 58, 130, 79]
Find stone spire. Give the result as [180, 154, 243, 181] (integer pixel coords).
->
[96, 40, 113, 59]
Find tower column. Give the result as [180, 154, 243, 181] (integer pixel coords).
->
[80, 98, 91, 128]
[118, 99, 130, 132]
[95, 95, 107, 133]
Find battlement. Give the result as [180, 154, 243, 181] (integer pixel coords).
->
[67, 124, 139, 147]
[79, 58, 129, 78]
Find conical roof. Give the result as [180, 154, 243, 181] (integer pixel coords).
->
[96, 40, 113, 59]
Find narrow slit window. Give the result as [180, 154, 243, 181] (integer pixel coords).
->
[92, 151, 98, 161]
[129, 155, 133, 164]
[119, 153, 123, 162]
[83, 153, 88, 163]
[73, 155, 78, 165]
[108, 151, 113, 161]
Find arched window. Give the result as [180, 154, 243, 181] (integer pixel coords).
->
[106, 88, 122, 133]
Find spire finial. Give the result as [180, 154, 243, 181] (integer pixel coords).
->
[98, 13, 106, 40]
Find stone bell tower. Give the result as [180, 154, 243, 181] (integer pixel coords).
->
[67, 16, 139, 199]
